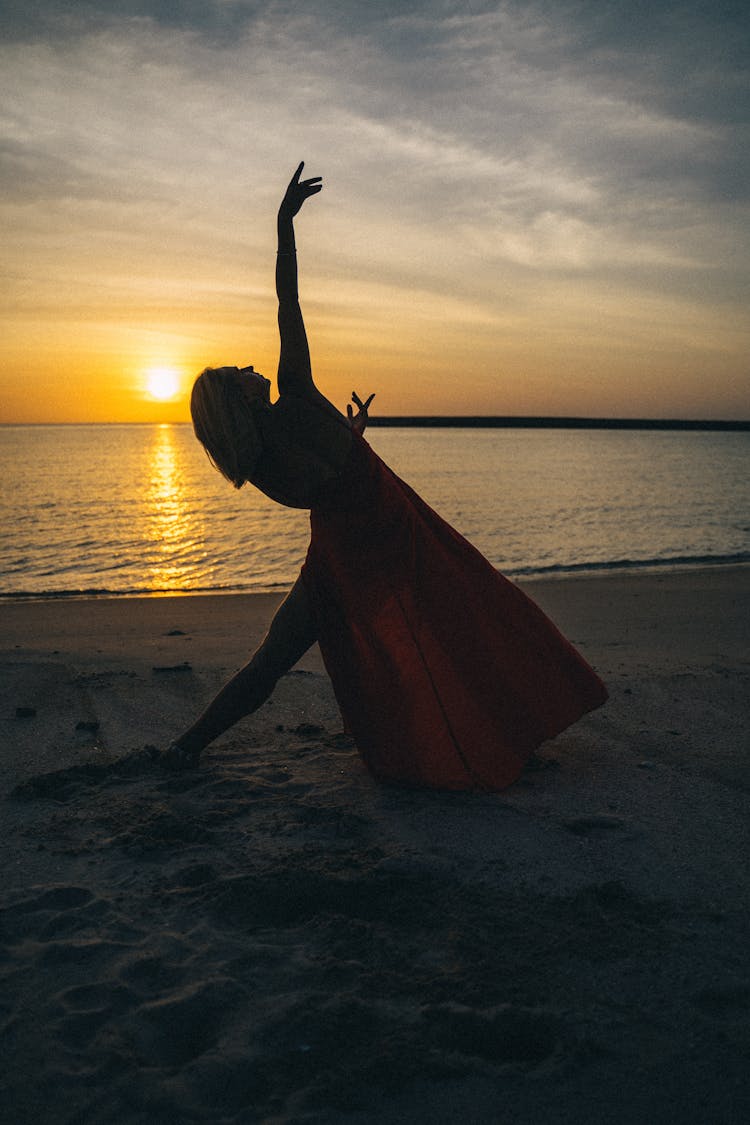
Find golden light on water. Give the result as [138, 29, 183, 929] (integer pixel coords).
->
[145, 367, 181, 401]
[145, 424, 196, 592]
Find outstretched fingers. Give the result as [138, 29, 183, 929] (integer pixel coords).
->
[348, 391, 375, 434]
[289, 161, 322, 190]
[281, 163, 323, 215]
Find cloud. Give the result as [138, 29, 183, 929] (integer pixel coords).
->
[0, 0, 748, 418]
[0, 0, 267, 45]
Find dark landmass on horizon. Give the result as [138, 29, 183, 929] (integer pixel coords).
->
[3, 417, 748, 429]
[367, 416, 750, 431]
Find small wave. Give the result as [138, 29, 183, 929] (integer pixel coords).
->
[508, 552, 750, 579]
[2, 552, 748, 601]
[0, 580, 291, 602]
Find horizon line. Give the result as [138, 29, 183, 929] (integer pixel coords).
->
[368, 416, 750, 431]
[2, 416, 748, 431]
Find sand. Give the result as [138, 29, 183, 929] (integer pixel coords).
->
[1, 567, 749, 1124]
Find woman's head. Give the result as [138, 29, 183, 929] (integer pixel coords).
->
[190, 366, 271, 488]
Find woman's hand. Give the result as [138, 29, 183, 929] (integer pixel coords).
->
[347, 392, 375, 435]
[162, 740, 202, 771]
[279, 161, 323, 218]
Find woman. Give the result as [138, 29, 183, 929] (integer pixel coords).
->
[167, 163, 607, 789]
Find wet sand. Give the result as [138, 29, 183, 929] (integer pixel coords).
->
[1, 567, 749, 1123]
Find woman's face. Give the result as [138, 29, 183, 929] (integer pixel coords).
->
[220, 365, 271, 405]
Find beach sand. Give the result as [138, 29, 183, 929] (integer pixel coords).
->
[1, 567, 749, 1124]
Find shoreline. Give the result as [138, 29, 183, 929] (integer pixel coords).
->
[1, 564, 749, 1122]
[3, 564, 749, 674]
[3, 556, 749, 606]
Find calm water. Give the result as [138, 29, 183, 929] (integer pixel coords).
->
[1, 424, 748, 598]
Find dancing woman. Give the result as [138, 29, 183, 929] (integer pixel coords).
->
[167, 163, 607, 788]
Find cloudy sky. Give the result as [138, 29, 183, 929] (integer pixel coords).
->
[1, 0, 748, 421]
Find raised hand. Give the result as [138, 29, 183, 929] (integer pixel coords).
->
[279, 161, 323, 218]
[347, 391, 375, 435]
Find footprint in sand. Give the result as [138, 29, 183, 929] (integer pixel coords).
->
[38, 937, 136, 969]
[36, 897, 109, 942]
[116, 930, 197, 999]
[422, 1002, 561, 1066]
[53, 981, 137, 1048]
[690, 985, 750, 1018]
[562, 813, 626, 836]
[10, 748, 162, 803]
[118, 953, 187, 997]
[123, 978, 248, 1068]
[167, 863, 220, 889]
[1, 886, 95, 943]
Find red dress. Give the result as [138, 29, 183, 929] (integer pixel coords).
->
[302, 431, 607, 790]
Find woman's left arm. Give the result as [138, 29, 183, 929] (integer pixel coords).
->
[347, 392, 375, 435]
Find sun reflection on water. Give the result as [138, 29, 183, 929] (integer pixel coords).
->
[145, 424, 196, 591]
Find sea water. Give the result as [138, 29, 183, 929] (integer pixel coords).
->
[1, 424, 748, 599]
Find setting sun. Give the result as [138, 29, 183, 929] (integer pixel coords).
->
[146, 367, 181, 402]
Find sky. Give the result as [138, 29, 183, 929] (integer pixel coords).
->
[1, 0, 748, 422]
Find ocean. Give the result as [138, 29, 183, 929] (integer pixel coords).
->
[1, 423, 748, 599]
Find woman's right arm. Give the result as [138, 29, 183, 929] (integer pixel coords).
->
[276, 162, 321, 397]
[275, 164, 375, 439]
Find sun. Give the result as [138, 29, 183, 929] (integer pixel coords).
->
[145, 367, 181, 401]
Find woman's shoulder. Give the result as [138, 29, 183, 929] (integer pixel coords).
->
[250, 391, 353, 508]
[268, 392, 352, 458]
[271, 388, 344, 425]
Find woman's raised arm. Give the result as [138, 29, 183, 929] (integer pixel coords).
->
[276, 162, 322, 396]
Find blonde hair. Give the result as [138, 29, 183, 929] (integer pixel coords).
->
[190, 368, 265, 489]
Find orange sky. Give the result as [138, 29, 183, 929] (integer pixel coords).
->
[1, 3, 748, 423]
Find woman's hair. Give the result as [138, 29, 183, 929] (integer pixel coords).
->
[190, 367, 265, 489]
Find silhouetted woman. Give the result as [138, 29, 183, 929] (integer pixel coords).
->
[167, 164, 607, 788]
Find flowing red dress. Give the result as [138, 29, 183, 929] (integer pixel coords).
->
[301, 431, 607, 791]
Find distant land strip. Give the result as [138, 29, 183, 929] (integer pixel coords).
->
[367, 416, 750, 431]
